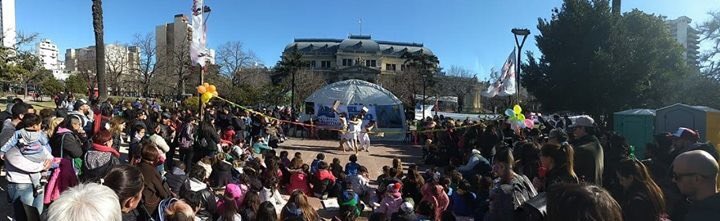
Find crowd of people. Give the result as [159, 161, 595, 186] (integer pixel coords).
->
[0, 95, 719, 221]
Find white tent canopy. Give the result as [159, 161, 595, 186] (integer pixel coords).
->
[305, 79, 402, 106]
[305, 79, 406, 141]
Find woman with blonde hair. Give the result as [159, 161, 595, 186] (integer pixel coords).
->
[281, 190, 320, 221]
[46, 117, 64, 138]
[108, 116, 126, 151]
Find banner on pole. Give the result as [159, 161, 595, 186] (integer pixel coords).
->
[315, 104, 376, 128]
[482, 49, 517, 97]
[190, 0, 210, 66]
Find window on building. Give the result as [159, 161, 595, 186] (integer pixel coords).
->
[310, 60, 316, 68]
[321, 61, 331, 68]
[342, 59, 353, 66]
[366, 60, 377, 67]
[401, 64, 406, 71]
[386, 63, 396, 71]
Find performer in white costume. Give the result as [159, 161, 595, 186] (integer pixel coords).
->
[346, 115, 362, 153]
[338, 113, 348, 151]
[359, 120, 376, 152]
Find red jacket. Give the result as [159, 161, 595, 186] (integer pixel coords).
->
[316, 169, 336, 183]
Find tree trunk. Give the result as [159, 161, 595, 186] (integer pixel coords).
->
[92, 0, 107, 101]
[143, 79, 150, 97]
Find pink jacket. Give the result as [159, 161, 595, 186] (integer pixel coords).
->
[421, 184, 449, 221]
[44, 158, 79, 204]
[287, 171, 311, 195]
[378, 194, 403, 219]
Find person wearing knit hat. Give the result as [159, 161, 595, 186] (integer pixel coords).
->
[377, 182, 404, 219]
[216, 183, 243, 220]
[391, 201, 418, 221]
[216, 183, 243, 221]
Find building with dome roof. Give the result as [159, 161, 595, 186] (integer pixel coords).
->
[282, 34, 436, 83]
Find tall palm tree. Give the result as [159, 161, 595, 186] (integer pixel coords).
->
[273, 47, 307, 110]
[92, 0, 107, 101]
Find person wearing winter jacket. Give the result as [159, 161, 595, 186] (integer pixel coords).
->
[458, 148, 492, 178]
[4, 139, 53, 215]
[313, 161, 336, 197]
[50, 116, 85, 161]
[377, 182, 404, 219]
[81, 130, 120, 183]
[138, 143, 171, 214]
[420, 181, 449, 221]
[165, 161, 187, 194]
[260, 176, 286, 215]
[179, 165, 218, 220]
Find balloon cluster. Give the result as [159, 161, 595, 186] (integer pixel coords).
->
[197, 83, 218, 104]
[504, 104, 534, 130]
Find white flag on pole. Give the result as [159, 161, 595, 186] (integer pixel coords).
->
[190, 0, 209, 66]
[482, 67, 500, 97]
[482, 49, 516, 97]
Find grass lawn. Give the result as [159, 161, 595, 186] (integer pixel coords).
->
[0, 93, 57, 110]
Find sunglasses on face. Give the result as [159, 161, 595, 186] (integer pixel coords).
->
[672, 172, 704, 181]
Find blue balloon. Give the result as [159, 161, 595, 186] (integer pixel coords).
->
[504, 109, 514, 117]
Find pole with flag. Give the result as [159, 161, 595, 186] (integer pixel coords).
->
[482, 49, 517, 98]
[191, 0, 210, 120]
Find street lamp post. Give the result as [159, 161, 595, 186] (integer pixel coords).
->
[291, 69, 296, 113]
[422, 73, 427, 120]
[511, 28, 530, 104]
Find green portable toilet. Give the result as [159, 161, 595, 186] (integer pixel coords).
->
[614, 109, 656, 159]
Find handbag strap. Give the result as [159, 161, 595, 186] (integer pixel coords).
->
[59, 133, 68, 158]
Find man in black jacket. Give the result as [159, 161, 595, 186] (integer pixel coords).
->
[569, 115, 604, 186]
[180, 165, 217, 220]
[672, 150, 720, 220]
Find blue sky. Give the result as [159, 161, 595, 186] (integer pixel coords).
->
[16, 0, 718, 80]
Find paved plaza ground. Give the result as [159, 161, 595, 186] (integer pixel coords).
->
[0, 137, 424, 220]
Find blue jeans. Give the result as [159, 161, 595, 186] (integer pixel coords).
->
[7, 183, 44, 214]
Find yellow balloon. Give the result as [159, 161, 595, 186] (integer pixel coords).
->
[201, 92, 213, 104]
[197, 85, 207, 94]
[203, 83, 210, 88]
[513, 104, 522, 114]
[517, 114, 526, 121]
[208, 85, 217, 93]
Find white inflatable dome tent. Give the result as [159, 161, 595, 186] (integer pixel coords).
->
[304, 79, 407, 141]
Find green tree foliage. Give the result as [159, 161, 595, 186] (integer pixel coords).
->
[0, 33, 41, 83]
[383, 51, 440, 110]
[522, 0, 691, 116]
[273, 47, 308, 108]
[65, 74, 89, 94]
[40, 76, 64, 95]
[272, 47, 307, 84]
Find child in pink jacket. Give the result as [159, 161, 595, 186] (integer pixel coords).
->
[377, 182, 403, 219]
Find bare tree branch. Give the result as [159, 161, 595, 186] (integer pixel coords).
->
[132, 33, 160, 96]
[216, 41, 260, 85]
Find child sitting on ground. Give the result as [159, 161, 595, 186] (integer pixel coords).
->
[310, 153, 325, 175]
[313, 161, 336, 199]
[279, 151, 291, 168]
[344, 154, 361, 176]
[330, 158, 344, 179]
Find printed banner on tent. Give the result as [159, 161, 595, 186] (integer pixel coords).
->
[314, 104, 376, 128]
